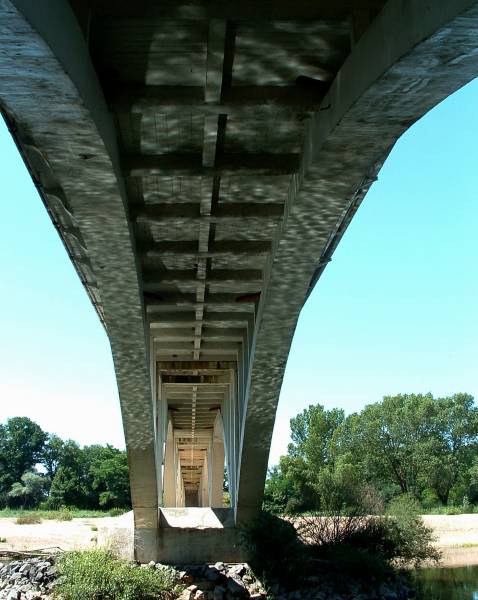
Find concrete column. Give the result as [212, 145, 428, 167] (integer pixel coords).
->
[128, 446, 159, 562]
[162, 418, 175, 507]
[222, 369, 239, 509]
[176, 454, 185, 507]
[210, 413, 225, 508]
[201, 454, 209, 507]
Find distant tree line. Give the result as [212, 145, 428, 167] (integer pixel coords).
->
[0, 417, 131, 510]
[264, 393, 478, 514]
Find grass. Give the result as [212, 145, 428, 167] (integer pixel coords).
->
[56, 550, 180, 600]
[0, 508, 119, 519]
[420, 505, 478, 515]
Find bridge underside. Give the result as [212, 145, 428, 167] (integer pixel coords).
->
[2, 0, 478, 562]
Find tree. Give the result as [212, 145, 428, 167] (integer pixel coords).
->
[0, 417, 46, 499]
[8, 471, 50, 508]
[48, 441, 89, 508]
[87, 446, 130, 508]
[41, 434, 65, 480]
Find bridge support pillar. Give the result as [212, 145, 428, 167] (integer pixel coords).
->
[163, 419, 175, 507]
[210, 414, 225, 508]
[128, 446, 159, 563]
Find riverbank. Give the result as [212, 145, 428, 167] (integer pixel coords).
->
[422, 514, 478, 567]
[2, 513, 478, 567]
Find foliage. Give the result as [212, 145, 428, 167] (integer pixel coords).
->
[109, 507, 127, 517]
[8, 472, 50, 508]
[0, 417, 132, 511]
[0, 508, 112, 519]
[385, 494, 441, 567]
[297, 509, 440, 570]
[0, 417, 47, 497]
[265, 393, 478, 514]
[16, 513, 42, 524]
[238, 512, 308, 587]
[55, 550, 179, 600]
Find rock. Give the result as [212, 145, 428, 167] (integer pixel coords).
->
[205, 567, 222, 582]
[226, 578, 247, 597]
[194, 591, 206, 600]
[227, 565, 246, 579]
[270, 584, 280, 595]
[213, 585, 227, 600]
[147, 561, 156, 569]
[214, 563, 226, 573]
[6, 590, 19, 600]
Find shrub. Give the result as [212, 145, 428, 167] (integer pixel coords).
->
[298, 497, 440, 570]
[238, 512, 308, 587]
[56, 550, 179, 600]
[16, 513, 42, 525]
[109, 508, 126, 517]
[57, 509, 73, 521]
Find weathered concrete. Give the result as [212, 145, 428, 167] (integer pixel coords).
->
[157, 508, 245, 564]
[2, 0, 478, 561]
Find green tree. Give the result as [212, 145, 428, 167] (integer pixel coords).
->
[49, 441, 89, 508]
[86, 446, 130, 508]
[41, 433, 65, 480]
[0, 417, 46, 500]
[8, 471, 50, 508]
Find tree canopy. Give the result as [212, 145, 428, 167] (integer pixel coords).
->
[0, 417, 130, 510]
[264, 393, 478, 514]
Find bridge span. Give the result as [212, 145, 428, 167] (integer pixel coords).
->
[2, 0, 478, 562]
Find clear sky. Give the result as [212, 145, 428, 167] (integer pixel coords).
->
[1, 78, 477, 466]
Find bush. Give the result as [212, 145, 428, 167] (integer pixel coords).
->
[57, 509, 73, 521]
[16, 513, 42, 525]
[298, 497, 440, 570]
[56, 550, 179, 600]
[382, 495, 441, 567]
[109, 508, 126, 517]
[238, 512, 309, 587]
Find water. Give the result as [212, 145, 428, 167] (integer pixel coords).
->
[414, 566, 478, 599]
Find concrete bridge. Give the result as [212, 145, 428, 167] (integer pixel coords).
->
[2, 0, 478, 562]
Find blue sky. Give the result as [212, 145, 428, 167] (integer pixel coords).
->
[1, 78, 477, 465]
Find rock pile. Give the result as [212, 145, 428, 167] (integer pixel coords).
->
[0, 557, 57, 600]
[154, 561, 415, 600]
[159, 562, 264, 600]
[0, 556, 415, 600]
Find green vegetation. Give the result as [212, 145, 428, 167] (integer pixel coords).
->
[16, 513, 42, 525]
[264, 393, 478, 515]
[0, 417, 131, 511]
[55, 550, 180, 600]
[240, 506, 439, 590]
[0, 508, 116, 519]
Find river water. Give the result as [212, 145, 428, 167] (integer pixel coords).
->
[414, 566, 478, 599]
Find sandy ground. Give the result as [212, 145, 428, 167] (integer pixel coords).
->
[0, 516, 126, 553]
[2, 513, 478, 566]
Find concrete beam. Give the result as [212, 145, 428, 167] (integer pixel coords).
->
[93, 0, 385, 21]
[124, 153, 299, 177]
[139, 240, 270, 257]
[143, 269, 264, 285]
[132, 203, 284, 223]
